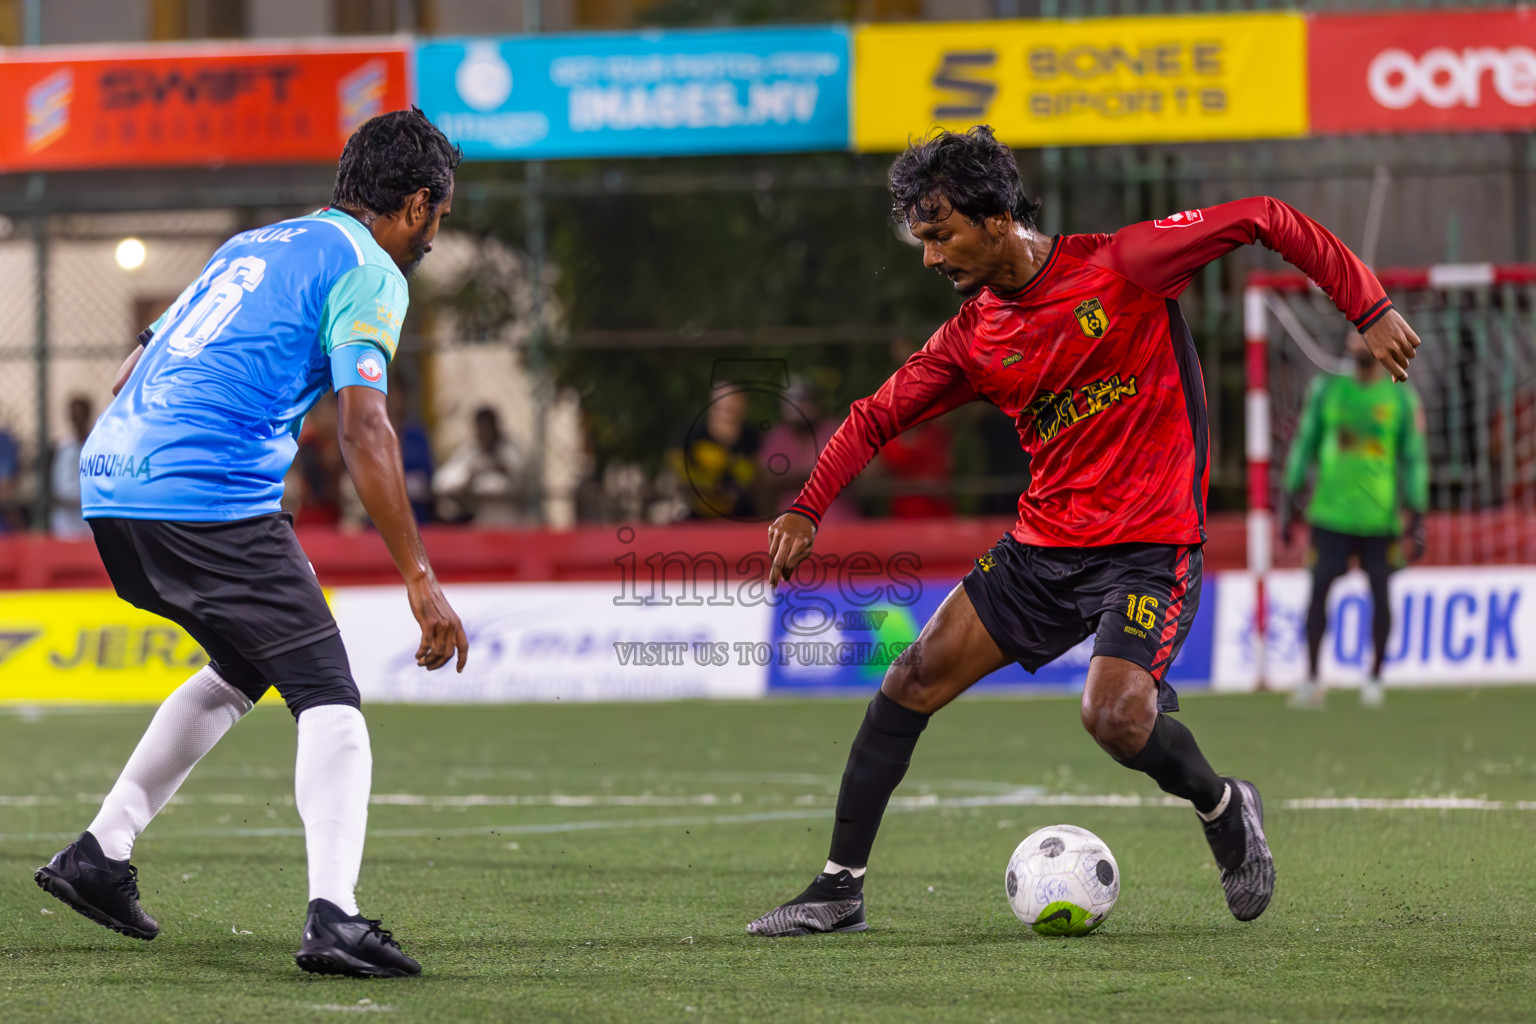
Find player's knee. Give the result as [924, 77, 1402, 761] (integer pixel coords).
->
[880, 652, 945, 715]
[282, 681, 360, 719]
[1080, 692, 1149, 760]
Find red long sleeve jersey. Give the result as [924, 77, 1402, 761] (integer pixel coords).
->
[790, 197, 1394, 548]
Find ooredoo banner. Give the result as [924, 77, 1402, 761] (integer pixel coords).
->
[852, 14, 1307, 151]
[0, 41, 410, 171]
[1309, 10, 1536, 135]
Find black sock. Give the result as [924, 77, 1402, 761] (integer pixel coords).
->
[1114, 713, 1225, 814]
[826, 692, 931, 870]
[1369, 570, 1392, 678]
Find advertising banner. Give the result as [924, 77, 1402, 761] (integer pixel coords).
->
[416, 27, 850, 160]
[1309, 10, 1536, 135]
[332, 583, 771, 703]
[0, 589, 209, 702]
[852, 13, 1306, 151]
[0, 41, 410, 171]
[1213, 567, 1535, 690]
[765, 575, 1214, 694]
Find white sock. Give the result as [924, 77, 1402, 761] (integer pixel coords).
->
[88, 666, 253, 861]
[1196, 782, 1232, 823]
[295, 704, 372, 917]
[824, 860, 867, 879]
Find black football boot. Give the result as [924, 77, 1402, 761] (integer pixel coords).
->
[746, 869, 867, 937]
[295, 899, 421, 978]
[35, 830, 160, 940]
[1201, 777, 1276, 922]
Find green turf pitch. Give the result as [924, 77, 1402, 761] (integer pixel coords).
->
[3, 689, 1536, 1023]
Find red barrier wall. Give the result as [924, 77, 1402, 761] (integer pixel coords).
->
[0, 515, 1257, 590]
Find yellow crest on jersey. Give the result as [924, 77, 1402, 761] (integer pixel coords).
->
[1074, 297, 1110, 339]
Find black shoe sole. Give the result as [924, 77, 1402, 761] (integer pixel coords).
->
[763, 920, 870, 937]
[296, 950, 419, 979]
[34, 868, 158, 941]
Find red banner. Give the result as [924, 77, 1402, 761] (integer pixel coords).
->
[0, 42, 410, 171]
[1310, 10, 1536, 135]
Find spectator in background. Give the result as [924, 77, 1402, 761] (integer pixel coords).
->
[666, 382, 761, 520]
[873, 339, 955, 518]
[388, 386, 434, 524]
[760, 380, 850, 521]
[435, 405, 528, 526]
[50, 395, 93, 538]
[0, 423, 21, 532]
[294, 393, 343, 527]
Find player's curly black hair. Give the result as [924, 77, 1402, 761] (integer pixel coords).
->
[332, 107, 463, 216]
[888, 125, 1041, 230]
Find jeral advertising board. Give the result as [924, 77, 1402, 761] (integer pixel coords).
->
[1309, 10, 1536, 135]
[0, 41, 411, 172]
[415, 27, 850, 160]
[852, 14, 1307, 151]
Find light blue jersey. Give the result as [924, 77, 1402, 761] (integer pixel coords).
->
[81, 208, 407, 521]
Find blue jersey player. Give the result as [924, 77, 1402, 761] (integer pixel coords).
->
[35, 109, 468, 979]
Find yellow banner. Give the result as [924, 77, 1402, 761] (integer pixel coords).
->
[0, 589, 270, 703]
[853, 13, 1307, 150]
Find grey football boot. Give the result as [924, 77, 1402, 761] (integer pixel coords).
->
[1201, 778, 1276, 921]
[746, 869, 867, 937]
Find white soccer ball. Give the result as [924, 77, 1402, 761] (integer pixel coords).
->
[1004, 824, 1119, 936]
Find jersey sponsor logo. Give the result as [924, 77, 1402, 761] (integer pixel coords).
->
[79, 453, 153, 479]
[1073, 297, 1111, 339]
[349, 319, 396, 348]
[1153, 209, 1204, 229]
[375, 301, 402, 332]
[1025, 373, 1139, 443]
[976, 552, 997, 572]
[1001, 353, 1023, 368]
[356, 352, 384, 383]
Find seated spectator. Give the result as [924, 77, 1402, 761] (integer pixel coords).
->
[0, 423, 20, 532]
[435, 406, 529, 526]
[295, 393, 343, 527]
[50, 395, 94, 539]
[389, 386, 435, 524]
[759, 380, 851, 521]
[666, 383, 761, 520]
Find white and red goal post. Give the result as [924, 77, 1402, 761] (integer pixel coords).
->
[1244, 263, 1536, 679]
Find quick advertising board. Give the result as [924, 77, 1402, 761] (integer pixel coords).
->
[852, 14, 1307, 151]
[1309, 10, 1536, 135]
[1213, 567, 1534, 690]
[416, 27, 850, 160]
[0, 41, 411, 172]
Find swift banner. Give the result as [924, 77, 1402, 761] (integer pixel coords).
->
[852, 13, 1306, 151]
[0, 42, 410, 171]
[416, 27, 850, 160]
[1309, 10, 1536, 135]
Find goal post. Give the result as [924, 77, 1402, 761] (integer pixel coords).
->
[1244, 263, 1536, 683]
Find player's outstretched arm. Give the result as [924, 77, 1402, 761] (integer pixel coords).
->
[767, 511, 815, 587]
[336, 384, 469, 672]
[1362, 308, 1421, 383]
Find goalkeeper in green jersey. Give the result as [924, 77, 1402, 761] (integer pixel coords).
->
[1283, 332, 1429, 708]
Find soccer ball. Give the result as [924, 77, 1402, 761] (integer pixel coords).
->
[1004, 824, 1120, 936]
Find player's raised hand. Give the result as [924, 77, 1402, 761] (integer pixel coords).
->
[766, 511, 815, 589]
[407, 575, 469, 672]
[1362, 309, 1421, 382]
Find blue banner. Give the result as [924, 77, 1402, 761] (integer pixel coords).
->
[765, 576, 1214, 695]
[416, 27, 850, 160]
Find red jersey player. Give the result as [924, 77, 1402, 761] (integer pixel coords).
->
[746, 126, 1420, 937]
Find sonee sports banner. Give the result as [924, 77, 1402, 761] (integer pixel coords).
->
[851, 13, 1307, 151]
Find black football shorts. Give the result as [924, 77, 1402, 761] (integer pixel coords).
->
[89, 512, 357, 714]
[962, 534, 1202, 712]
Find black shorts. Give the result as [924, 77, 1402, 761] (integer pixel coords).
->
[89, 513, 357, 714]
[1307, 525, 1405, 579]
[962, 535, 1202, 712]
